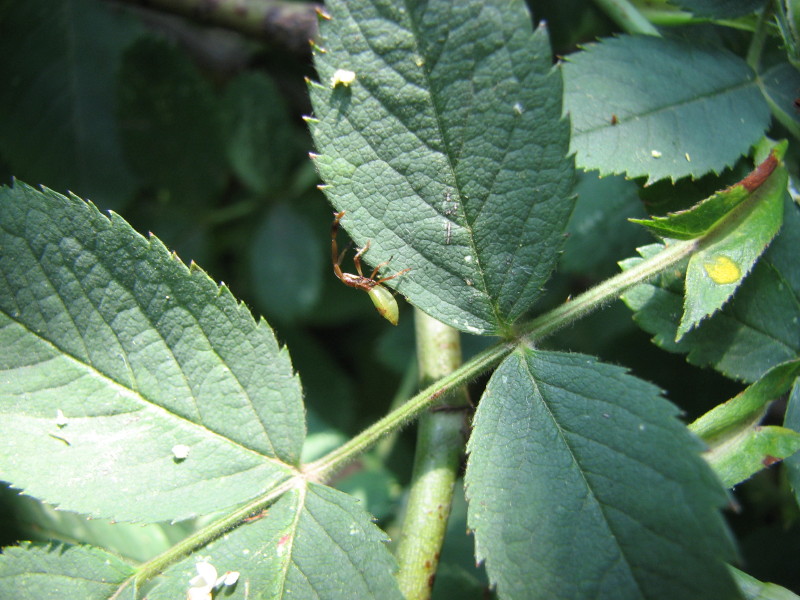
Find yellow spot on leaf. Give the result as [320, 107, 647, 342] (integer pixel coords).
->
[703, 255, 741, 284]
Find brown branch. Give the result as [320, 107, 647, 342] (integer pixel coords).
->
[106, 0, 321, 54]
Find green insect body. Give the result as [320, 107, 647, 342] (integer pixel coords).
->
[331, 211, 410, 325]
[367, 284, 400, 325]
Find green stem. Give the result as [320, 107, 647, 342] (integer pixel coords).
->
[394, 310, 471, 600]
[125, 235, 699, 591]
[304, 339, 510, 482]
[107, 0, 320, 52]
[746, 1, 774, 70]
[306, 236, 699, 482]
[130, 476, 300, 587]
[592, 0, 661, 35]
[514, 237, 697, 340]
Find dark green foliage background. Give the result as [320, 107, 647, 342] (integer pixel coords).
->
[1, 0, 799, 597]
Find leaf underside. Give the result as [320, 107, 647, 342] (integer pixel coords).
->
[308, 0, 575, 335]
[0, 183, 305, 522]
[563, 35, 769, 184]
[465, 349, 740, 600]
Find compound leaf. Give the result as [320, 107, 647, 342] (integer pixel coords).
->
[308, 0, 575, 335]
[147, 481, 403, 600]
[564, 35, 769, 184]
[0, 182, 305, 523]
[465, 348, 740, 600]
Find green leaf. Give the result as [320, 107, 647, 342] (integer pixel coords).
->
[4, 493, 191, 563]
[307, 0, 575, 335]
[630, 146, 785, 240]
[117, 37, 227, 204]
[691, 359, 800, 442]
[0, 543, 135, 600]
[621, 197, 800, 382]
[688, 357, 800, 489]
[678, 146, 787, 338]
[465, 348, 740, 600]
[0, 182, 305, 522]
[221, 72, 301, 194]
[760, 63, 800, 141]
[782, 379, 800, 504]
[147, 482, 403, 600]
[0, 0, 138, 209]
[665, 0, 764, 18]
[248, 204, 324, 322]
[732, 566, 800, 600]
[560, 171, 650, 276]
[703, 425, 800, 488]
[563, 35, 770, 184]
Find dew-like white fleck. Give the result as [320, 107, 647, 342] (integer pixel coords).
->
[330, 69, 356, 88]
[172, 444, 191, 460]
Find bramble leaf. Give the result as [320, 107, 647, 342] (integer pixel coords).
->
[307, 0, 575, 335]
[146, 481, 403, 600]
[690, 360, 800, 487]
[760, 63, 800, 141]
[678, 145, 786, 338]
[563, 35, 770, 184]
[621, 197, 800, 382]
[465, 348, 740, 600]
[0, 543, 136, 600]
[0, 183, 305, 522]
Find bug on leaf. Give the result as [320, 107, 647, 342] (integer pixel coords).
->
[331, 211, 410, 325]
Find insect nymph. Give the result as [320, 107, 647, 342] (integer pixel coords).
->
[331, 211, 410, 325]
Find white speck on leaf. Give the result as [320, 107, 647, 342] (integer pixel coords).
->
[173, 444, 191, 460]
[330, 69, 356, 88]
[55, 409, 68, 428]
[651, 150, 662, 158]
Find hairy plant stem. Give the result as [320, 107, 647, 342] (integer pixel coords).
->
[394, 310, 472, 600]
[592, 0, 661, 35]
[746, 1, 774, 70]
[305, 236, 698, 482]
[127, 236, 698, 590]
[125, 476, 300, 593]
